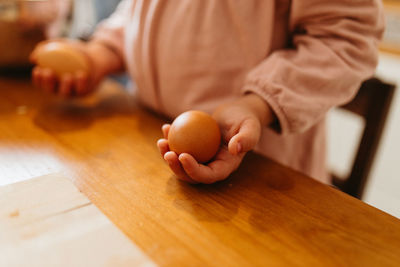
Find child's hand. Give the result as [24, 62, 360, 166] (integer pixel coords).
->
[157, 94, 275, 184]
[30, 40, 121, 98]
[30, 39, 97, 97]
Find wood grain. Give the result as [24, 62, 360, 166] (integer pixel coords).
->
[0, 174, 154, 267]
[1, 75, 400, 266]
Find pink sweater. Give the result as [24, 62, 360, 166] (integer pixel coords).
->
[93, 0, 384, 183]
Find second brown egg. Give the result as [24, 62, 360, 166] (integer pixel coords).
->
[168, 110, 221, 163]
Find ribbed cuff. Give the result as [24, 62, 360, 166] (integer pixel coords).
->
[91, 29, 125, 67]
[241, 81, 291, 135]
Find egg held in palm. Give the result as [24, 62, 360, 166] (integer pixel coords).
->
[35, 42, 89, 78]
[168, 111, 221, 163]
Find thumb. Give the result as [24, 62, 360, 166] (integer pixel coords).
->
[227, 118, 261, 155]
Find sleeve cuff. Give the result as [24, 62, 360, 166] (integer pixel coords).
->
[91, 28, 125, 66]
[242, 81, 291, 135]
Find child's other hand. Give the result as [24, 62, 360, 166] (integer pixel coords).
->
[157, 123, 246, 184]
[30, 39, 113, 97]
[157, 94, 275, 184]
[30, 39, 98, 97]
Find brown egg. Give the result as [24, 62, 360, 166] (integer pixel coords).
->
[36, 42, 89, 78]
[168, 110, 221, 163]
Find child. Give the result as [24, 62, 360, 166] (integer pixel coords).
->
[30, 0, 384, 184]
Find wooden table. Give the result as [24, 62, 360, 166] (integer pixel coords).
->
[1, 75, 400, 266]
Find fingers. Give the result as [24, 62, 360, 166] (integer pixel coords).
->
[41, 68, 56, 94]
[59, 72, 91, 97]
[157, 138, 197, 183]
[158, 125, 241, 184]
[30, 40, 93, 97]
[158, 137, 216, 184]
[159, 145, 240, 184]
[32, 66, 42, 88]
[228, 118, 261, 155]
[162, 124, 170, 139]
[157, 139, 169, 157]
[59, 73, 75, 97]
[164, 152, 198, 183]
[179, 149, 243, 184]
[32, 67, 56, 93]
[75, 71, 89, 96]
[31, 67, 91, 97]
[178, 153, 220, 184]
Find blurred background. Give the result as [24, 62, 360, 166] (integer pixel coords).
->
[0, 0, 121, 70]
[328, 0, 400, 217]
[0, 0, 399, 217]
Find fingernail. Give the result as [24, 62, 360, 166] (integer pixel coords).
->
[164, 153, 170, 161]
[237, 143, 242, 154]
[178, 154, 186, 163]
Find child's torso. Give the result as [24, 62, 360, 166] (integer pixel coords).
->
[118, 0, 328, 182]
[125, 0, 291, 117]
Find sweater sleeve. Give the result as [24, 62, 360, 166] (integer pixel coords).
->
[242, 0, 384, 134]
[90, 0, 132, 65]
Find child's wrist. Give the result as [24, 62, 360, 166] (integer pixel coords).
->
[86, 41, 123, 78]
[241, 93, 276, 127]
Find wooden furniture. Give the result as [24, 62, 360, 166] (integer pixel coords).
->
[0, 174, 154, 267]
[0, 21, 45, 69]
[1, 75, 400, 266]
[333, 78, 395, 199]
